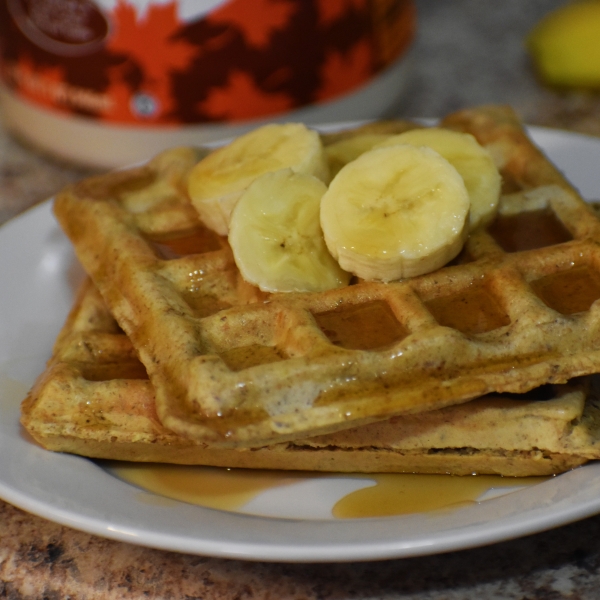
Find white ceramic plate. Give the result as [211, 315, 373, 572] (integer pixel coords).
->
[2, 127, 600, 563]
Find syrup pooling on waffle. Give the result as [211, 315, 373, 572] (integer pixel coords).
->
[20, 278, 600, 476]
[53, 105, 600, 447]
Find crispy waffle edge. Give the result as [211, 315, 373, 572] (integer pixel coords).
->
[20, 276, 600, 476]
[50, 104, 600, 448]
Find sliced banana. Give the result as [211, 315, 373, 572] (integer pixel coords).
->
[325, 133, 394, 178]
[374, 127, 501, 230]
[188, 123, 329, 236]
[320, 144, 470, 282]
[229, 168, 350, 293]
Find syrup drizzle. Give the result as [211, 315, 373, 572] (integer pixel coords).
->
[108, 463, 547, 519]
[332, 473, 545, 518]
[531, 265, 600, 315]
[313, 300, 409, 350]
[424, 282, 511, 335]
[487, 207, 572, 252]
[108, 463, 307, 512]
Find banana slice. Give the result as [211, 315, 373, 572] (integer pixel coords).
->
[320, 144, 470, 282]
[188, 123, 330, 236]
[325, 133, 394, 178]
[374, 127, 501, 230]
[229, 168, 350, 293]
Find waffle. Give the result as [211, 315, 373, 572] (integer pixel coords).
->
[20, 278, 600, 476]
[52, 105, 600, 447]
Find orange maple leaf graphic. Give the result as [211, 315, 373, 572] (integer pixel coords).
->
[207, 0, 297, 48]
[316, 39, 373, 101]
[198, 70, 294, 120]
[107, 0, 198, 80]
[317, 0, 367, 26]
[104, 0, 199, 121]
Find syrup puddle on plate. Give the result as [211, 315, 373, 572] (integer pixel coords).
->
[106, 462, 547, 519]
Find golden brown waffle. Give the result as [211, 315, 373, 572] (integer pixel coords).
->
[52, 105, 600, 447]
[21, 278, 600, 476]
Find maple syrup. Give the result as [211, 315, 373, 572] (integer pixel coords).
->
[150, 227, 222, 259]
[219, 344, 286, 371]
[313, 300, 409, 351]
[108, 463, 308, 512]
[332, 473, 546, 518]
[81, 360, 148, 382]
[181, 293, 233, 319]
[424, 281, 511, 335]
[487, 208, 572, 253]
[149, 227, 233, 318]
[107, 463, 547, 519]
[531, 265, 600, 315]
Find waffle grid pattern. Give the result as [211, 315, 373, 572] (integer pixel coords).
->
[52, 106, 600, 447]
[20, 279, 600, 476]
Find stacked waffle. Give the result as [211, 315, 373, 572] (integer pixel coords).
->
[21, 105, 600, 476]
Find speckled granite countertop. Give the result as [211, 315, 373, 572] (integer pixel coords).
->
[3, 1, 600, 598]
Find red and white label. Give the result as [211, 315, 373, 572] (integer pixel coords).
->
[0, 0, 416, 125]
